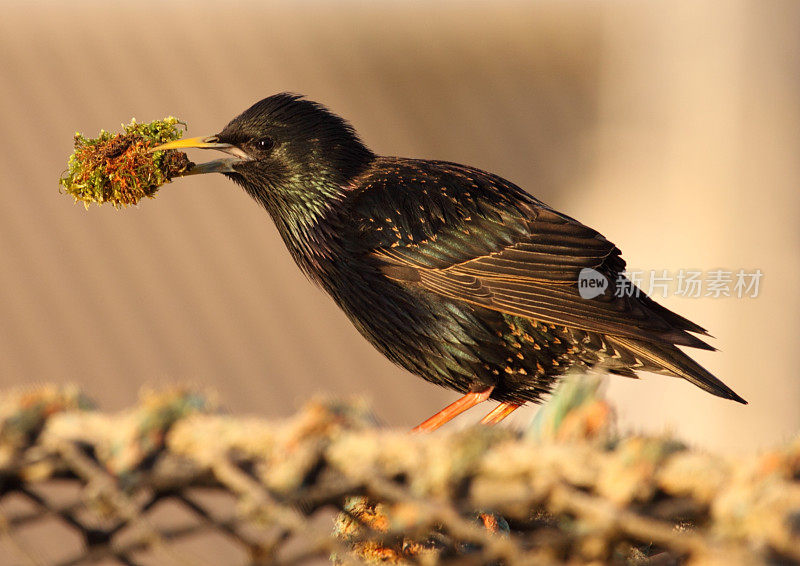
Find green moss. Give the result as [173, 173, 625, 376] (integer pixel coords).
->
[59, 117, 192, 208]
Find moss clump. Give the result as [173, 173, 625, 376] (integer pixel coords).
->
[59, 117, 192, 208]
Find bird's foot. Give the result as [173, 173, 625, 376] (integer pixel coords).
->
[411, 387, 494, 433]
[479, 402, 521, 425]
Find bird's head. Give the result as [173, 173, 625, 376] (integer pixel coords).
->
[153, 93, 374, 209]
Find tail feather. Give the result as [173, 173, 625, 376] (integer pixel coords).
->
[641, 294, 713, 337]
[609, 336, 747, 404]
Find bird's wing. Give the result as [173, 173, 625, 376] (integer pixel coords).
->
[353, 158, 711, 349]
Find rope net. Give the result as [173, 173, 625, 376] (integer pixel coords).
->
[0, 382, 797, 565]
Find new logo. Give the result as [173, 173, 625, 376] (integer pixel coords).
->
[578, 267, 608, 299]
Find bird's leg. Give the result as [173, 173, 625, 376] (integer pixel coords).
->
[479, 402, 522, 425]
[411, 387, 494, 433]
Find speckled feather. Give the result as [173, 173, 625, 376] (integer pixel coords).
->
[216, 93, 746, 406]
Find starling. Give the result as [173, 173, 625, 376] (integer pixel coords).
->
[155, 93, 746, 431]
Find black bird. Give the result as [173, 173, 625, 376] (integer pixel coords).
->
[155, 93, 746, 431]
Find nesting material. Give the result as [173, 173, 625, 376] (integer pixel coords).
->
[59, 117, 192, 207]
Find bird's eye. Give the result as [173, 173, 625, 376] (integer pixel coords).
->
[254, 137, 274, 152]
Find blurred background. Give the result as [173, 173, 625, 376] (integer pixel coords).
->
[0, 0, 798, 457]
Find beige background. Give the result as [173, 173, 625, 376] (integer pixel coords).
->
[0, 0, 798, 455]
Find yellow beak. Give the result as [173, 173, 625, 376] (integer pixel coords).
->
[151, 136, 232, 151]
[151, 136, 249, 175]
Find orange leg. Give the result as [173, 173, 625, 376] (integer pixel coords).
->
[480, 402, 522, 425]
[412, 387, 494, 433]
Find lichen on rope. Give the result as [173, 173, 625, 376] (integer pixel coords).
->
[59, 117, 192, 208]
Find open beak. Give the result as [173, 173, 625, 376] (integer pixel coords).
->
[151, 136, 250, 175]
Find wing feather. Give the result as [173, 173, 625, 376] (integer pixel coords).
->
[353, 158, 709, 350]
